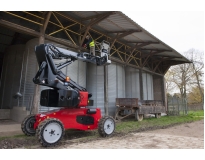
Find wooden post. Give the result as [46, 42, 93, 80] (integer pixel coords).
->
[104, 65, 108, 116]
[139, 68, 144, 100]
[32, 12, 51, 114]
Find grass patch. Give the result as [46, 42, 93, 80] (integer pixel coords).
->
[115, 110, 204, 133]
[0, 134, 26, 141]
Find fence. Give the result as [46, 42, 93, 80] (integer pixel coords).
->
[167, 96, 188, 115]
[167, 96, 204, 115]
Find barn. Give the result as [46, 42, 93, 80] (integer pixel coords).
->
[0, 11, 190, 122]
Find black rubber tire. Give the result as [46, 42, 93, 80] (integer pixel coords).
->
[98, 116, 115, 137]
[135, 110, 143, 121]
[21, 114, 36, 136]
[155, 113, 161, 118]
[36, 118, 65, 147]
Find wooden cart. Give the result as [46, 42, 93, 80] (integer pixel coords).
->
[114, 98, 166, 121]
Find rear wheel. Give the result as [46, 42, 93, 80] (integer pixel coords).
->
[21, 114, 36, 136]
[98, 116, 115, 137]
[36, 118, 64, 147]
[135, 110, 143, 121]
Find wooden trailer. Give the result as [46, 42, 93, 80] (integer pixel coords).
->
[114, 98, 166, 121]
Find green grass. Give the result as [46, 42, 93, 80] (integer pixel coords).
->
[115, 110, 204, 133]
[0, 134, 30, 141]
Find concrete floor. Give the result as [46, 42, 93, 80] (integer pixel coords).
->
[0, 119, 23, 137]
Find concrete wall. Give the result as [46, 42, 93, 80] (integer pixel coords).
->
[0, 109, 10, 119]
[10, 106, 29, 123]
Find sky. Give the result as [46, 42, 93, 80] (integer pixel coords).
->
[122, 11, 204, 53]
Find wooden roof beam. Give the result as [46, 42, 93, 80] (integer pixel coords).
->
[107, 29, 141, 34]
[125, 42, 153, 52]
[140, 49, 172, 52]
[126, 41, 159, 44]
[141, 50, 165, 58]
[152, 57, 175, 63]
[109, 30, 141, 48]
[79, 12, 116, 33]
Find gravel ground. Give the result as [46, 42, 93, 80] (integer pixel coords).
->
[56, 120, 204, 149]
[0, 119, 204, 149]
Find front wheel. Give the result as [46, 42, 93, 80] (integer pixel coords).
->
[21, 114, 36, 136]
[98, 116, 115, 137]
[36, 118, 65, 147]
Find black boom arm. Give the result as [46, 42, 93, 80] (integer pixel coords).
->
[33, 44, 87, 91]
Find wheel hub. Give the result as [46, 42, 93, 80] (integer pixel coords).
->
[49, 129, 55, 136]
[43, 122, 62, 143]
[26, 119, 35, 133]
[104, 119, 114, 134]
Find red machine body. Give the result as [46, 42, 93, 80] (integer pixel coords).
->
[34, 108, 101, 130]
[34, 91, 101, 131]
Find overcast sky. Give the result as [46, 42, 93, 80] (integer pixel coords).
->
[122, 11, 204, 53]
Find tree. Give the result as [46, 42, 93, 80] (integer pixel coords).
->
[165, 49, 204, 106]
[186, 49, 204, 105]
[187, 86, 204, 104]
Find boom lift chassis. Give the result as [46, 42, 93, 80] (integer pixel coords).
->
[21, 41, 115, 147]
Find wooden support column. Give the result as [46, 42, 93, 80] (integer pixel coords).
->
[162, 76, 167, 111]
[139, 68, 144, 100]
[104, 65, 108, 116]
[33, 12, 51, 114]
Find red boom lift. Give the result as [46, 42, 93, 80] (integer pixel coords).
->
[21, 41, 115, 147]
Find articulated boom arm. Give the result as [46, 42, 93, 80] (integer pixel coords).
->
[33, 44, 83, 91]
[33, 42, 111, 108]
[33, 42, 111, 91]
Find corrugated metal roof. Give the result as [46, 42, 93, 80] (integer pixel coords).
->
[69, 11, 190, 63]
[0, 11, 190, 64]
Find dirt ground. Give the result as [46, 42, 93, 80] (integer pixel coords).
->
[0, 119, 204, 149]
[57, 120, 204, 149]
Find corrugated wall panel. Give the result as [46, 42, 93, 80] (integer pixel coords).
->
[125, 67, 140, 99]
[23, 40, 38, 111]
[143, 73, 148, 100]
[108, 63, 125, 116]
[147, 74, 154, 100]
[142, 72, 154, 100]
[86, 63, 105, 115]
[0, 45, 25, 109]
[0, 50, 9, 108]
[87, 63, 125, 117]
[96, 66, 104, 109]
[108, 63, 117, 116]
[117, 64, 125, 98]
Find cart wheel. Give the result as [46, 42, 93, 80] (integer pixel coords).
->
[114, 108, 122, 121]
[135, 110, 143, 121]
[36, 118, 65, 147]
[21, 114, 36, 136]
[98, 116, 115, 137]
[155, 113, 161, 118]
